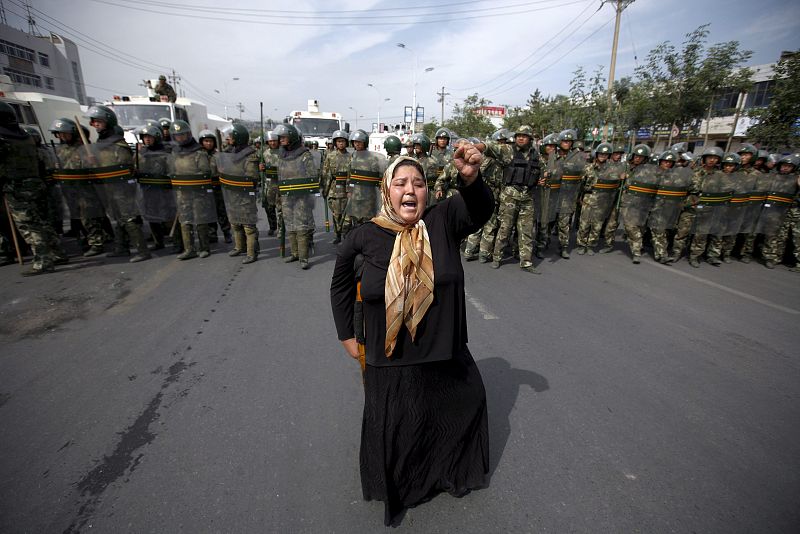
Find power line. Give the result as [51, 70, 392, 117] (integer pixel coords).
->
[452, 0, 597, 92]
[87, 0, 589, 27]
[124, 0, 503, 15]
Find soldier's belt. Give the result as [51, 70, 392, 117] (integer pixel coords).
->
[219, 173, 256, 188]
[349, 170, 382, 186]
[766, 192, 794, 204]
[546, 183, 561, 190]
[748, 191, 767, 202]
[729, 192, 750, 204]
[53, 168, 94, 182]
[626, 181, 658, 196]
[593, 178, 621, 190]
[171, 174, 213, 187]
[655, 184, 689, 197]
[137, 173, 172, 187]
[265, 168, 279, 179]
[697, 192, 732, 204]
[335, 171, 348, 183]
[561, 174, 582, 182]
[279, 176, 318, 196]
[89, 165, 133, 183]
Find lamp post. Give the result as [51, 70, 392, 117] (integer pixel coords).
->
[367, 83, 392, 132]
[348, 106, 358, 129]
[214, 77, 239, 120]
[396, 43, 434, 133]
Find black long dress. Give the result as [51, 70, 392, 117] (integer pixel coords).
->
[331, 175, 494, 525]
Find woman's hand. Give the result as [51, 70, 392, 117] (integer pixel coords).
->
[341, 338, 360, 360]
[453, 142, 483, 186]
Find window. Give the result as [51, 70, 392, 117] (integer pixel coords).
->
[3, 67, 41, 88]
[0, 39, 35, 62]
[174, 107, 188, 122]
[744, 80, 774, 109]
[38, 52, 50, 67]
[44, 76, 55, 90]
[712, 88, 739, 115]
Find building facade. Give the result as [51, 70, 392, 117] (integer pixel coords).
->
[0, 23, 86, 104]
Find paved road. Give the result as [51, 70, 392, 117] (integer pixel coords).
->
[1, 201, 799, 533]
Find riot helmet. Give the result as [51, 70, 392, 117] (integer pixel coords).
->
[49, 117, 78, 135]
[349, 129, 369, 148]
[274, 123, 302, 149]
[169, 120, 193, 145]
[670, 142, 687, 155]
[736, 143, 758, 156]
[777, 154, 799, 172]
[138, 124, 163, 145]
[86, 105, 118, 130]
[411, 133, 431, 153]
[434, 128, 450, 140]
[227, 123, 249, 147]
[595, 142, 613, 156]
[384, 135, 402, 155]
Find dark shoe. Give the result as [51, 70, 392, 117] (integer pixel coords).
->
[688, 258, 700, 268]
[490, 261, 500, 269]
[739, 255, 752, 264]
[177, 250, 197, 260]
[300, 259, 310, 270]
[129, 252, 151, 263]
[599, 245, 614, 253]
[533, 249, 544, 259]
[106, 248, 130, 258]
[198, 250, 210, 259]
[242, 255, 257, 265]
[223, 231, 233, 244]
[82, 245, 104, 257]
[228, 249, 242, 257]
[667, 254, 681, 264]
[478, 254, 490, 264]
[707, 256, 721, 266]
[521, 263, 541, 275]
[658, 256, 670, 264]
[764, 260, 776, 269]
[21, 265, 55, 276]
[632, 255, 641, 264]
[284, 255, 299, 263]
[267, 229, 276, 237]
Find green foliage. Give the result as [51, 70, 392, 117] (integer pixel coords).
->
[747, 51, 800, 151]
[441, 93, 496, 139]
[422, 118, 439, 139]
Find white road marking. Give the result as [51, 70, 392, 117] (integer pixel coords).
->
[646, 261, 800, 315]
[465, 290, 498, 320]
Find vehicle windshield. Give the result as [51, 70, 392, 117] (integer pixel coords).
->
[292, 118, 339, 136]
[111, 104, 172, 128]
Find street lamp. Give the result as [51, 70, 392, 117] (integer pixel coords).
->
[367, 83, 392, 132]
[396, 43, 434, 133]
[348, 106, 358, 129]
[214, 77, 239, 119]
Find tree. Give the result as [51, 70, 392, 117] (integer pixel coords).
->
[442, 93, 496, 139]
[747, 51, 800, 151]
[422, 118, 440, 139]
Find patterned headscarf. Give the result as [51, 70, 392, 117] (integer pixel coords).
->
[371, 156, 435, 358]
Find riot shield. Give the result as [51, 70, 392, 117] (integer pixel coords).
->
[277, 149, 318, 232]
[691, 171, 733, 235]
[647, 166, 693, 231]
[82, 144, 140, 221]
[619, 164, 659, 227]
[346, 151, 385, 220]
[582, 161, 625, 225]
[754, 174, 798, 236]
[136, 149, 176, 223]
[556, 151, 585, 214]
[52, 144, 105, 219]
[721, 171, 754, 236]
[216, 150, 258, 225]
[169, 149, 217, 225]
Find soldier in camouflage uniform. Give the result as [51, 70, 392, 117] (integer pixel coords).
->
[552, 129, 586, 258]
[411, 133, 438, 201]
[259, 131, 281, 236]
[480, 125, 542, 273]
[647, 151, 694, 263]
[215, 124, 260, 264]
[777, 197, 800, 271]
[0, 102, 67, 275]
[465, 131, 505, 262]
[736, 144, 765, 263]
[22, 125, 62, 235]
[168, 120, 217, 259]
[346, 129, 387, 231]
[321, 130, 351, 244]
[86, 105, 151, 262]
[575, 143, 625, 254]
[705, 153, 754, 264]
[430, 128, 454, 197]
[199, 130, 232, 245]
[533, 133, 558, 257]
[619, 145, 661, 263]
[683, 148, 730, 268]
[275, 123, 318, 269]
[598, 143, 630, 253]
[134, 124, 176, 251]
[754, 155, 799, 269]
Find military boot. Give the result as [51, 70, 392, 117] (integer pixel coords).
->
[284, 232, 299, 263]
[127, 223, 152, 263]
[478, 253, 491, 263]
[520, 262, 541, 275]
[83, 244, 104, 257]
[107, 224, 130, 257]
[242, 226, 258, 264]
[228, 227, 244, 257]
[586, 248, 596, 256]
[177, 225, 197, 260]
[332, 232, 341, 245]
[575, 247, 587, 255]
[688, 257, 700, 268]
[148, 222, 166, 251]
[560, 247, 571, 259]
[463, 248, 478, 261]
[632, 255, 641, 264]
[297, 231, 310, 270]
[707, 256, 721, 267]
[739, 254, 752, 264]
[599, 244, 614, 253]
[197, 224, 211, 258]
[21, 263, 55, 276]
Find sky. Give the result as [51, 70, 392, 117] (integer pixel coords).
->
[5, 0, 800, 128]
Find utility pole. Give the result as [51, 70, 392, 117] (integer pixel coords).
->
[1, 0, 8, 26]
[237, 102, 245, 120]
[437, 86, 450, 125]
[24, 1, 39, 36]
[602, 0, 635, 143]
[169, 69, 182, 98]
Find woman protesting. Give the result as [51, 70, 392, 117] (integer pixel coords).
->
[330, 143, 493, 525]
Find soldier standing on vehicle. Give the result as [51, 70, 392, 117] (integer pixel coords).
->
[86, 105, 151, 262]
[153, 75, 177, 103]
[321, 130, 351, 244]
[168, 120, 217, 259]
[0, 103, 68, 275]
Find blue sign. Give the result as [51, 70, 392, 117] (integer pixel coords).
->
[415, 106, 424, 123]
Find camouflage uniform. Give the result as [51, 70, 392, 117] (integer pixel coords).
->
[277, 145, 318, 265]
[619, 164, 660, 261]
[600, 161, 628, 250]
[429, 145, 453, 194]
[415, 152, 439, 203]
[647, 166, 694, 261]
[576, 160, 625, 250]
[169, 139, 217, 258]
[756, 172, 799, 265]
[345, 149, 386, 230]
[670, 167, 709, 260]
[739, 166, 769, 262]
[465, 152, 503, 261]
[554, 149, 586, 253]
[322, 148, 351, 241]
[262, 146, 281, 235]
[135, 142, 176, 250]
[706, 170, 755, 263]
[434, 160, 459, 200]
[688, 171, 735, 263]
[0, 130, 66, 273]
[775, 204, 800, 267]
[215, 146, 260, 262]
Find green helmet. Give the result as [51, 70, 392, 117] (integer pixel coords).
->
[143, 119, 161, 130]
[86, 105, 118, 129]
[557, 129, 576, 143]
[22, 125, 41, 144]
[0, 101, 18, 127]
[778, 154, 799, 168]
[658, 150, 678, 163]
[198, 129, 216, 142]
[265, 130, 279, 142]
[631, 144, 651, 158]
[702, 146, 724, 160]
[767, 153, 779, 164]
[349, 129, 369, 146]
[169, 119, 191, 137]
[434, 128, 450, 140]
[574, 140, 585, 151]
[595, 142, 613, 155]
[332, 129, 348, 143]
[274, 123, 302, 148]
[138, 124, 163, 143]
[670, 142, 687, 154]
[721, 152, 741, 166]
[49, 117, 78, 134]
[491, 129, 507, 142]
[612, 143, 626, 154]
[650, 153, 659, 164]
[542, 134, 557, 146]
[227, 123, 249, 146]
[384, 135, 402, 155]
[158, 117, 172, 130]
[253, 136, 262, 145]
[737, 143, 758, 156]
[756, 150, 770, 161]
[411, 133, 431, 152]
[681, 152, 694, 163]
[515, 125, 534, 139]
